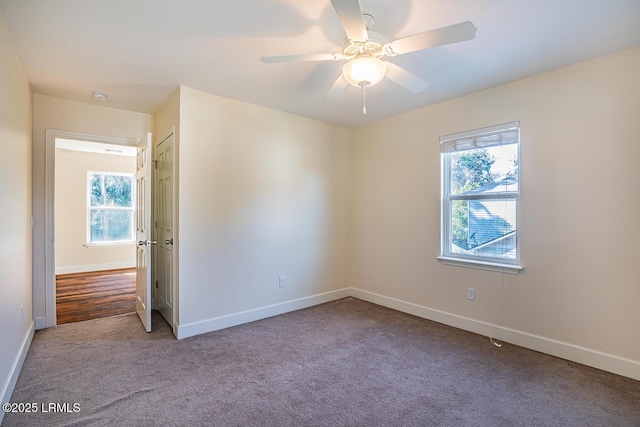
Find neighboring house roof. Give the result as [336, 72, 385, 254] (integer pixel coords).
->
[463, 172, 518, 195]
[467, 199, 515, 249]
[460, 172, 517, 255]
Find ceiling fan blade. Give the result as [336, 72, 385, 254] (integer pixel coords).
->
[260, 53, 338, 63]
[324, 74, 348, 99]
[384, 62, 429, 94]
[330, 0, 368, 42]
[386, 21, 477, 55]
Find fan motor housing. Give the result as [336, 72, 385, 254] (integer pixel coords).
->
[342, 39, 385, 60]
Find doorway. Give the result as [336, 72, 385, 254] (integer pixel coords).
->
[53, 136, 137, 324]
[44, 129, 176, 332]
[44, 131, 135, 327]
[44, 129, 176, 331]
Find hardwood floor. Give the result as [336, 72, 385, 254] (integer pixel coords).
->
[56, 268, 136, 324]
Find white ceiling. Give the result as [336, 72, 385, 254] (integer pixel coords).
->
[1, 0, 639, 128]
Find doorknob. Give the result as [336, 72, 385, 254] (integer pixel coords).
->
[165, 239, 173, 245]
[138, 240, 157, 247]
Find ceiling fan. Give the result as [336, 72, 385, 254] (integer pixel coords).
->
[260, 0, 477, 113]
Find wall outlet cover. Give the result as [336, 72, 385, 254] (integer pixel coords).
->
[467, 288, 475, 301]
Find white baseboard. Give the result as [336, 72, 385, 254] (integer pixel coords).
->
[176, 288, 351, 339]
[1, 320, 35, 424]
[55, 261, 135, 275]
[350, 288, 640, 382]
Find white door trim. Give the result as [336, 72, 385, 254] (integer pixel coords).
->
[44, 129, 140, 328]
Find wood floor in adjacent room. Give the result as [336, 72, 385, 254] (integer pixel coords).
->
[56, 268, 136, 324]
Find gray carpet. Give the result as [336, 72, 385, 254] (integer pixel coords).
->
[3, 297, 639, 426]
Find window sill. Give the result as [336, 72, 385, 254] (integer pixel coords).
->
[437, 256, 522, 274]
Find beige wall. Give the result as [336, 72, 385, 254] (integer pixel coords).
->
[32, 94, 154, 327]
[0, 10, 32, 411]
[54, 149, 136, 273]
[155, 88, 180, 144]
[351, 47, 640, 367]
[176, 87, 351, 331]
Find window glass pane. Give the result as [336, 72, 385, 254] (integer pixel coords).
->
[90, 209, 134, 242]
[89, 174, 103, 206]
[89, 174, 133, 207]
[449, 198, 516, 260]
[450, 144, 518, 195]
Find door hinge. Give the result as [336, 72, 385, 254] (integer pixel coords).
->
[154, 160, 158, 169]
[155, 280, 159, 289]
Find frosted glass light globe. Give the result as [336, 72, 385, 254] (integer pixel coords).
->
[342, 57, 386, 88]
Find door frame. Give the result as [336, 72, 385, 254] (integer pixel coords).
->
[44, 129, 141, 328]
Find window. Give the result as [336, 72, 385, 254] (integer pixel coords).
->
[88, 172, 134, 244]
[439, 122, 521, 272]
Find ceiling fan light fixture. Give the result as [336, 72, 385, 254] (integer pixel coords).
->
[342, 57, 386, 88]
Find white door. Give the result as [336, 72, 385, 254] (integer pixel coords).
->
[155, 132, 174, 327]
[135, 132, 154, 332]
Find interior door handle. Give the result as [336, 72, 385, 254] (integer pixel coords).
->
[165, 239, 173, 245]
[138, 240, 157, 246]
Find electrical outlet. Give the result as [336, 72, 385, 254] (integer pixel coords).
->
[467, 288, 475, 301]
[279, 276, 286, 288]
[20, 305, 24, 321]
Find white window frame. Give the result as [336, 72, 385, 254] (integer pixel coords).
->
[438, 122, 523, 274]
[86, 171, 135, 245]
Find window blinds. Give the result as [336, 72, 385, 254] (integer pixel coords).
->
[440, 121, 519, 153]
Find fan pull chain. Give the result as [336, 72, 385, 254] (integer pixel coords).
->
[362, 84, 367, 114]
